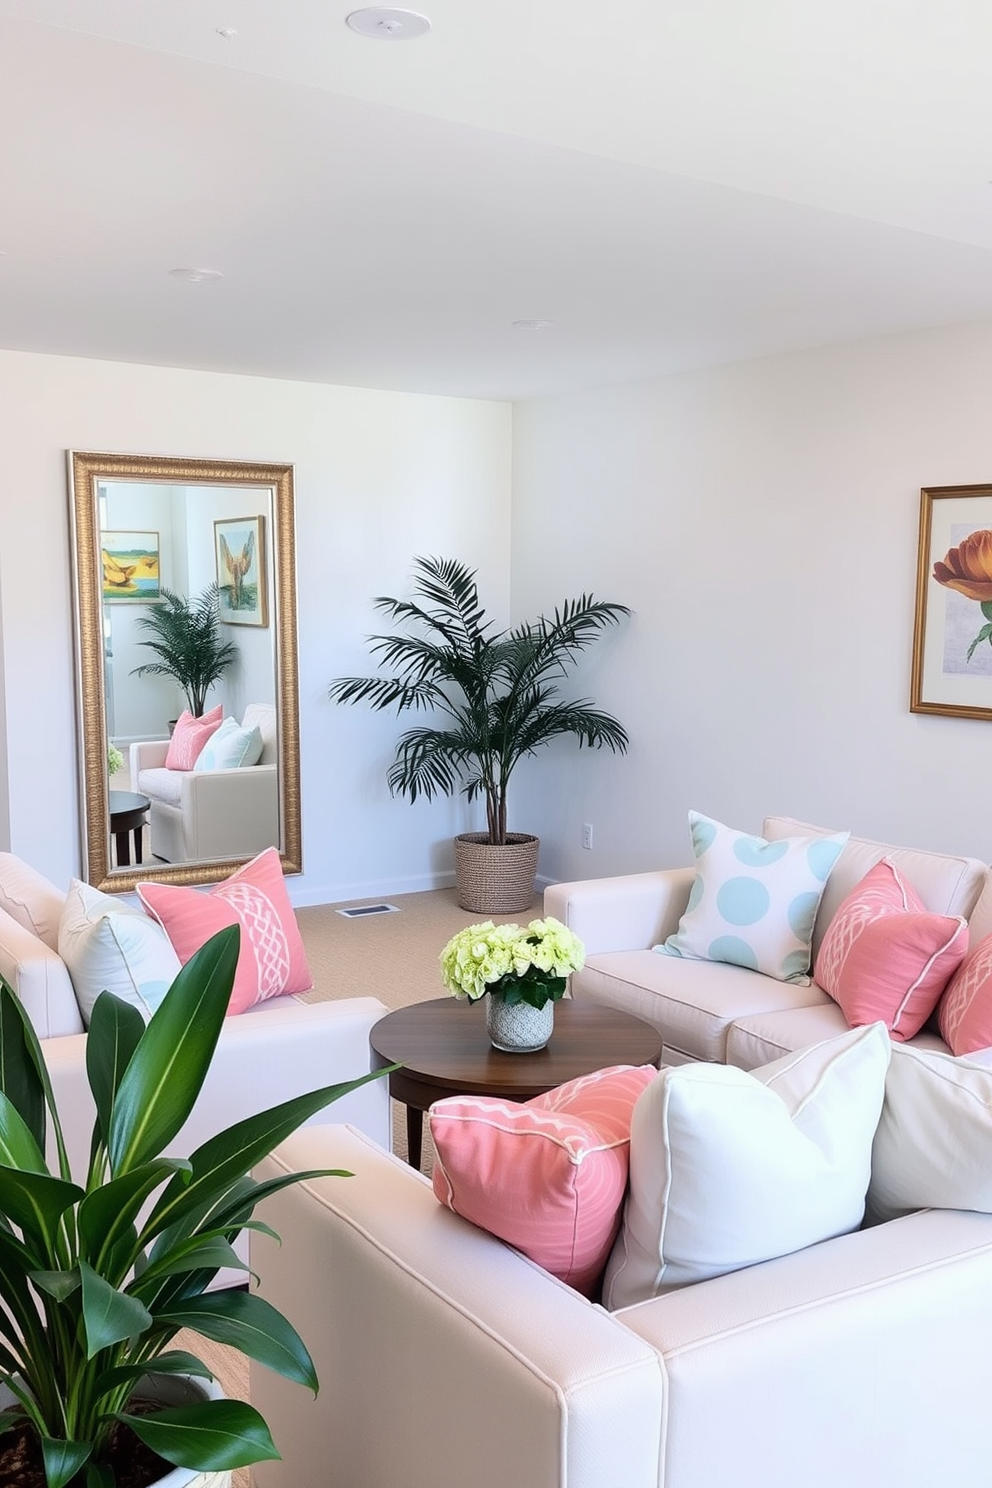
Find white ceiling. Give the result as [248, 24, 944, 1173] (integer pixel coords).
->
[4, 1, 992, 399]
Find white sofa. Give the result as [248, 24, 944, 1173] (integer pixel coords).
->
[0, 852, 390, 1187]
[545, 815, 992, 1066]
[247, 820, 992, 1488]
[129, 702, 279, 863]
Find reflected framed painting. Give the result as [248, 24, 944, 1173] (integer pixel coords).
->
[911, 484, 992, 720]
[214, 514, 267, 627]
[101, 531, 160, 603]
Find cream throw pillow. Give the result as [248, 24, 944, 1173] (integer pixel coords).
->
[59, 880, 181, 1025]
[867, 1042, 992, 1222]
[602, 1022, 890, 1309]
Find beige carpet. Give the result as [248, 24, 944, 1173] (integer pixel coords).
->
[183, 886, 538, 1488]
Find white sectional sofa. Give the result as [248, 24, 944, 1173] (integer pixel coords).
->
[0, 851, 390, 1184]
[545, 814, 992, 1066]
[248, 819, 992, 1488]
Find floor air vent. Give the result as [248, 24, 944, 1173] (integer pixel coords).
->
[336, 903, 400, 918]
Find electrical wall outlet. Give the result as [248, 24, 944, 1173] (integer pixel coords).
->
[582, 823, 594, 850]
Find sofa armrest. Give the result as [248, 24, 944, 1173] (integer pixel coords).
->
[177, 764, 279, 860]
[621, 1207, 992, 1488]
[129, 739, 169, 789]
[251, 1125, 665, 1488]
[544, 867, 695, 953]
[0, 907, 83, 1037]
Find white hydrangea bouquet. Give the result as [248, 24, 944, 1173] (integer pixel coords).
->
[107, 742, 125, 776]
[439, 916, 585, 1011]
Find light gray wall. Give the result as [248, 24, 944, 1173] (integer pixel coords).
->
[510, 318, 992, 884]
[0, 349, 511, 903]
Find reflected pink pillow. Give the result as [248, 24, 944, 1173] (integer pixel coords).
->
[814, 858, 968, 1041]
[137, 847, 312, 1014]
[165, 705, 223, 770]
[939, 933, 992, 1055]
[430, 1063, 658, 1296]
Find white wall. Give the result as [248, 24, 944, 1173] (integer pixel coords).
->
[0, 349, 511, 902]
[510, 318, 992, 884]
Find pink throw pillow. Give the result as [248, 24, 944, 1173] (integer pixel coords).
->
[165, 705, 224, 771]
[814, 858, 968, 1042]
[938, 932, 992, 1055]
[430, 1063, 658, 1296]
[137, 847, 313, 1014]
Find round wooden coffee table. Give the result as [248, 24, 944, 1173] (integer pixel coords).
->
[109, 790, 151, 868]
[370, 997, 663, 1169]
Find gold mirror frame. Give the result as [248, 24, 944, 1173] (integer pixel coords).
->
[68, 451, 302, 892]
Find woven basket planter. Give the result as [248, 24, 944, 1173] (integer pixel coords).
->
[454, 832, 540, 914]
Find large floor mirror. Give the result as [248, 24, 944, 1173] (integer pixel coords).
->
[68, 452, 302, 892]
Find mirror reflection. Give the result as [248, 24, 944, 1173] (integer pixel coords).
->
[69, 453, 301, 892]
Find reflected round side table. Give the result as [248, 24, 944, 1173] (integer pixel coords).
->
[109, 790, 150, 868]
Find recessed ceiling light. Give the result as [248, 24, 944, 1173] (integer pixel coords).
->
[168, 268, 224, 283]
[345, 8, 431, 40]
[513, 319, 554, 331]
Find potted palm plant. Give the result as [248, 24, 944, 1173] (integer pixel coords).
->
[329, 556, 630, 913]
[0, 925, 385, 1488]
[131, 584, 239, 719]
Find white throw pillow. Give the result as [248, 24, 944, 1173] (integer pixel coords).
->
[656, 811, 850, 983]
[58, 880, 181, 1025]
[867, 1042, 992, 1222]
[602, 1022, 890, 1309]
[193, 717, 264, 772]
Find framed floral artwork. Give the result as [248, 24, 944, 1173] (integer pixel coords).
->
[911, 484, 992, 719]
[214, 514, 267, 627]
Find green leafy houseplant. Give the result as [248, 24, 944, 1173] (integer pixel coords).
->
[0, 925, 385, 1488]
[329, 556, 630, 845]
[131, 585, 239, 718]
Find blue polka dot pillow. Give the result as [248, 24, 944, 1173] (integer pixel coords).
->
[657, 812, 850, 984]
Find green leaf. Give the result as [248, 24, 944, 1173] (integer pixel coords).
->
[96, 1350, 214, 1394]
[966, 622, 992, 660]
[0, 982, 45, 1152]
[0, 1165, 82, 1250]
[29, 1268, 80, 1302]
[981, 601, 992, 621]
[155, 1289, 317, 1390]
[41, 1436, 92, 1488]
[121, 1399, 280, 1470]
[0, 1091, 48, 1175]
[79, 1260, 152, 1357]
[138, 1235, 245, 1284]
[85, 1463, 114, 1488]
[0, 984, 69, 1180]
[77, 1158, 190, 1271]
[108, 927, 240, 1175]
[142, 1070, 383, 1244]
[86, 993, 145, 1152]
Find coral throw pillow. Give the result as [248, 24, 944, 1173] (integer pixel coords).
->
[938, 932, 992, 1056]
[137, 847, 313, 1014]
[814, 858, 968, 1041]
[165, 705, 224, 770]
[429, 1064, 657, 1297]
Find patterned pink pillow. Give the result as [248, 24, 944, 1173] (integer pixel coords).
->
[430, 1064, 658, 1296]
[814, 858, 968, 1041]
[938, 933, 992, 1055]
[137, 847, 312, 1014]
[165, 705, 224, 770]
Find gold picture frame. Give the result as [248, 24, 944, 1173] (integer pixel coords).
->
[911, 483, 992, 720]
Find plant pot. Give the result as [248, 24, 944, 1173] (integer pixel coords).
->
[0, 1375, 232, 1488]
[454, 832, 540, 914]
[486, 987, 554, 1052]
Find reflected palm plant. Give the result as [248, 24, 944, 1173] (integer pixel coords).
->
[131, 585, 238, 717]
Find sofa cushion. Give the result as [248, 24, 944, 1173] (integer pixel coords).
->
[0, 852, 66, 952]
[867, 1042, 992, 1222]
[658, 812, 848, 985]
[165, 705, 223, 770]
[136, 766, 184, 806]
[937, 932, 992, 1056]
[814, 859, 968, 1041]
[602, 1023, 890, 1309]
[576, 948, 832, 1063]
[137, 846, 313, 1014]
[763, 816, 989, 961]
[725, 1001, 949, 1070]
[193, 716, 264, 772]
[430, 1064, 658, 1296]
[58, 879, 181, 1025]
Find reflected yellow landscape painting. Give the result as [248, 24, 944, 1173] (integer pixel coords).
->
[101, 531, 161, 602]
